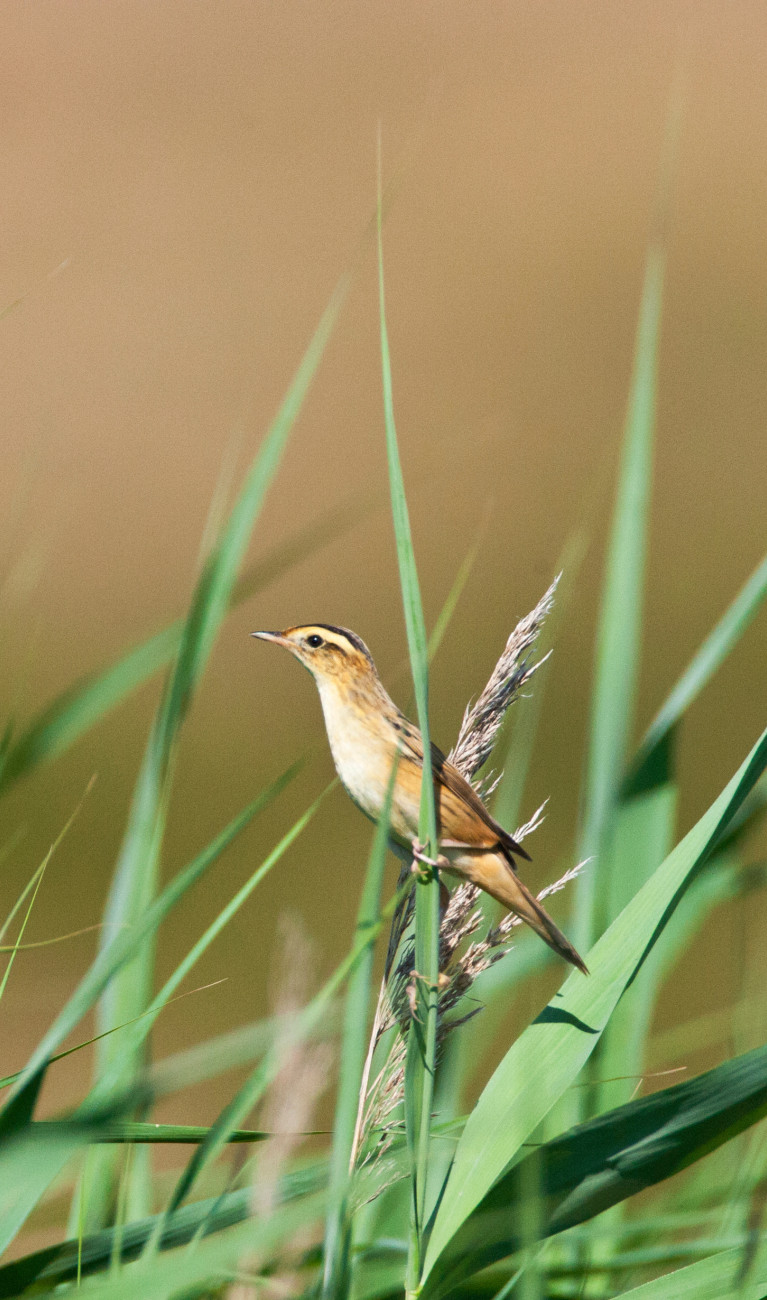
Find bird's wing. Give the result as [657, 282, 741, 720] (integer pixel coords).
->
[432, 748, 531, 863]
[394, 716, 530, 864]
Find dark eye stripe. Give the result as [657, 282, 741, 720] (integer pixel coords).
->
[312, 625, 373, 663]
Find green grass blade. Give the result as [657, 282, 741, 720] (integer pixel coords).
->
[0, 981, 226, 1093]
[0, 1163, 328, 1295]
[594, 781, 678, 1119]
[0, 922, 104, 952]
[572, 240, 665, 953]
[0, 790, 283, 1247]
[0, 1100, 139, 1258]
[421, 1042, 767, 1296]
[87, 767, 318, 1109]
[321, 770, 396, 1299]
[609, 1239, 767, 1299]
[30, 1121, 270, 1144]
[145, 1009, 340, 1101]
[159, 875, 413, 1223]
[427, 533, 481, 664]
[82, 267, 350, 1228]
[626, 548, 767, 795]
[1, 791, 278, 1106]
[0, 864, 47, 1007]
[0, 499, 367, 802]
[377, 144, 440, 1294]
[0, 781, 91, 1002]
[0, 864, 43, 948]
[423, 723, 767, 1280]
[49, 1191, 327, 1300]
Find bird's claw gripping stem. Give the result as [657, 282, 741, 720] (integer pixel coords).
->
[411, 839, 448, 880]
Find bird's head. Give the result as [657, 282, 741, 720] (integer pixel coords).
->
[251, 624, 377, 685]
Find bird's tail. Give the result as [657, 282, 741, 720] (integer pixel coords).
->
[469, 855, 588, 975]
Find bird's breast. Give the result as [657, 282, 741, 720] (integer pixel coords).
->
[317, 683, 418, 841]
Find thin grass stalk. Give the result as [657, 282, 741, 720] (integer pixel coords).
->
[425, 533, 481, 667]
[79, 266, 351, 1230]
[625, 545, 767, 795]
[155, 876, 414, 1228]
[0, 980, 229, 1093]
[320, 768, 397, 1299]
[0, 498, 368, 800]
[351, 580, 567, 1280]
[571, 239, 664, 955]
[572, 84, 681, 966]
[0, 789, 89, 1002]
[1, 795, 269, 1105]
[561, 231, 666, 1284]
[376, 143, 440, 1295]
[87, 767, 314, 1108]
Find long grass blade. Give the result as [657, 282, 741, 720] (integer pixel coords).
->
[0, 984, 228, 1094]
[30, 1121, 270, 1144]
[0, 1162, 328, 1295]
[320, 769, 396, 1298]
[1, 789, 281, 1107]
[609, 1239, 767, 1298]
[50, 1191, 327, 1300]
[626, 547, 767, 795]
[377, 139, 440, 1295]
[571, 240, 665, 953]
[421, 1041, 767, 1296]
[0, 498, 367, 801]
[87, 768, 319, 1110]
[157, 875, 413, 1223]
[423, 723, 767, 1280]
[571, 85, 682, 960]
[81, 266, 350, 1229]
[0, 780, 92, 1003]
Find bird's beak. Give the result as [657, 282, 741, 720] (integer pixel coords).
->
[251, 630, 289, 646]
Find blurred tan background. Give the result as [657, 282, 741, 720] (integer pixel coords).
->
[1, 0, 766, 1149]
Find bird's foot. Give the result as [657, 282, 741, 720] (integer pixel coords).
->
[411, 839, 440, 868]
[410, 839, 449, 878]
[406, 968, 452, 1017]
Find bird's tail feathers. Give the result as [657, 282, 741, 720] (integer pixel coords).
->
[470, 856, 588, 975]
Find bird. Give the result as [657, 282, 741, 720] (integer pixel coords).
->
[252, 623, 587, 974]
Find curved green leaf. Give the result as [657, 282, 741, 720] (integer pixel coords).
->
[611, 1238, 767, 1298]
[422, 1042, 767, 1297]
[423, 724, 767, 1281]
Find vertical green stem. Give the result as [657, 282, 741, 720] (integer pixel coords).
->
[320, 772, 395, 1299]
[377, 138, 440, 1296]
[405, 864, 441, 1293]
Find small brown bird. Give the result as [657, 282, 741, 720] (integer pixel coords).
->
[252, 624, 587, 974]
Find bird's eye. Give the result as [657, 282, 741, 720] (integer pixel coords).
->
[306, 634, 323, 649]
